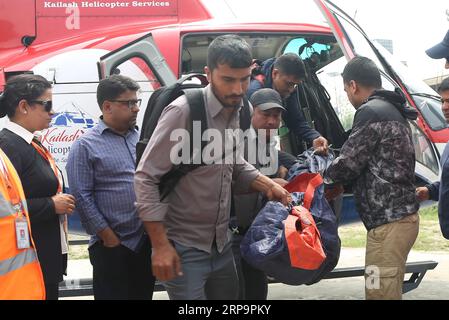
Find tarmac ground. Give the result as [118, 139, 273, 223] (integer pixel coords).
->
[63, 247, 449, 300]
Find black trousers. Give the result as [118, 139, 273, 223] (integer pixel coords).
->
[44, 254, 67, 300]
[45, 282, 59, 300]
[232, 233, 268, 300]
[89, 237, 155, 300]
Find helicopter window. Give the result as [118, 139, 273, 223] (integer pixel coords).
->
[283, 37, 342, 70]
[112, 57, 162, 92]
[180, 33, 341, 76]
[410, 122, 439, 176]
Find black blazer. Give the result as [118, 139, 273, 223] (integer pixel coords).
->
[0, 128, 65, 284]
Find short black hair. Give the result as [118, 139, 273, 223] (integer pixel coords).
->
[96, 75, 140, 109]
[438, 77, 449, 93]
[273, 53, 307, 79]
[0, 74, 52, 118]
[207, 34, 252, 71]
[342, 56, 382, 89]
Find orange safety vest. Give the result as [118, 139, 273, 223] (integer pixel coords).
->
[0, 148, 46, 300]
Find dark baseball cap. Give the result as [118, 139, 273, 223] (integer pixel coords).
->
[426, 29, 449, 59]
[249, 88, 286, 111]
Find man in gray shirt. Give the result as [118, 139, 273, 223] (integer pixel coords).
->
[135, 35, 291, 300]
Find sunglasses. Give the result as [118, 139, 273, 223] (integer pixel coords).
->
[29, 100, 53, 112]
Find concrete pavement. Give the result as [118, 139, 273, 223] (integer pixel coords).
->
[62, 247, 449, 300]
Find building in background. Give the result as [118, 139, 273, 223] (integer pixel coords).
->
[424, 75, 449, 91]
[374, 39, 394, 54]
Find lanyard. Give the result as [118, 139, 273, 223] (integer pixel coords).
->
[0, 151, 25, 218]
[31, 140, 63, 194]
[31, 140, 68, 249]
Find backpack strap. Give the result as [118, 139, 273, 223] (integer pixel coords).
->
[239, 96, 252, 131]
[159, 88, 249, 201]
[159, 88, 207, 201]
[185, 88, 208, 163]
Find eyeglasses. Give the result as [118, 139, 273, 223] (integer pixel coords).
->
[29, 100, 53, 112]
[109, 99, 142, 109]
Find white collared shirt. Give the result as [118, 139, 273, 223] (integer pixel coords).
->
[5, 121, 35, 145]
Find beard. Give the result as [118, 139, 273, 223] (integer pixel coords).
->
[222, 98, 243, 109]
[210, 84, 243, 109]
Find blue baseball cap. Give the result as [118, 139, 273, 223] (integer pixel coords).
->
[426, 30, 449, 59]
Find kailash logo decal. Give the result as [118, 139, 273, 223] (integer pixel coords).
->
[41, 102, 97, 169]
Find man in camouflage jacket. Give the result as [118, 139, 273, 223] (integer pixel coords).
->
[326, 57, 419, 300]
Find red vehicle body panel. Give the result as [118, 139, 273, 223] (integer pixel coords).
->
[0, 0, 210, 49]
[0, 0, 447, 146]
[0, 20, 331, 87]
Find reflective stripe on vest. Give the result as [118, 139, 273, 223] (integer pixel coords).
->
[0, 195, 28, 219]
[0, 248, 38, 277]
[0, 196, 14, 218]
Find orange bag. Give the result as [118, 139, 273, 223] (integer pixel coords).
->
[284, 173, 326, 270]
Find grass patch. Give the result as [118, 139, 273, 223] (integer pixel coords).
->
[67, 207, 449, 259]
[338, 206, 449, 252]
[68, 235, 89, 260]
[338, 222, 366, 248]
[413, 206, 449, 252]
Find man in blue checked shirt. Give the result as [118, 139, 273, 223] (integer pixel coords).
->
[67, 75, 155, 300]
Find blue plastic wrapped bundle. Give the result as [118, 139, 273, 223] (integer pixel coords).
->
[240, 150, 341, 285]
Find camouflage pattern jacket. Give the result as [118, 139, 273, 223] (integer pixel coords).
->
[326, 89, 419, 231]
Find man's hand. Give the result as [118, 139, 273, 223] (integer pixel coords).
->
[151, 243, 183, 281]
[312, 136, 329, 156]
[266, 183, 292, 206]
[143, 222, 183, 281]
[98, 227, 121, 248]
[250, 175, 291, 206]
[272, 178, 289, 187]
[52, 193, 76, 215]
[416, 187, 430, 202]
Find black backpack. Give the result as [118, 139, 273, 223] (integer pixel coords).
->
[136, 73, 252, 200]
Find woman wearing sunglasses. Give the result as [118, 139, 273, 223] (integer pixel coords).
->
[0, 74, 75, 300]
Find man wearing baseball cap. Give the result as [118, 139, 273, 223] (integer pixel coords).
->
[248, 53, 329, 155]
[426, 29, 449, 69]
[230, 88, 297, 300]
[248, 88, 287, 145]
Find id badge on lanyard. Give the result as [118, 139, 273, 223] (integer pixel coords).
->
[14, 203, 30, 249]
[0, 158, 31, 250]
